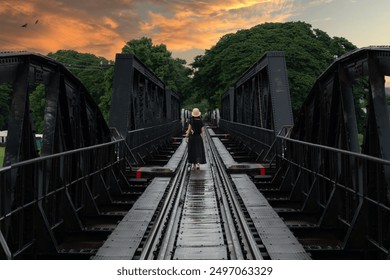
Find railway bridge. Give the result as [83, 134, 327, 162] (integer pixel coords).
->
[0, 47, 390, 260]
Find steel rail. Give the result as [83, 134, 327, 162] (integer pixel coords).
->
[204, 130, 243, 259]
[159, 127, 246, 260]
[138, 147, 188, 260]
[205, 127, 264, 260]
[140, 126, 263, 260]
[157, 159, 189, 259]
[157, 127, 244, 260]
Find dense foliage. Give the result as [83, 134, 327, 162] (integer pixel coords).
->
[0, 147, 4, 167]
[0, 84, 12, 130]
[48, 50, 114, 121]
[191, 21, 357, 113]
[0, 83, 47, 133]
[1, 21, 361, 132]
[122, 37, 193, 99]
[29, 84, 45, 133]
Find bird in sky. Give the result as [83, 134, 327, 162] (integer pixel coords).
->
[21, 23, 28, 27]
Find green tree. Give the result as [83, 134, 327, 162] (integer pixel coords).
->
[0, 84, 12, 130]
[99, 66, 114, 121]
[191, 21, 357, 114]
[122, 37, 192, 100]
[29, 83, 46, 133]
[47, 50, 114, 120]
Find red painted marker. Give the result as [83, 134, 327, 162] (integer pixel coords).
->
[136, 169, 142, 179]
[258, 164, 266, 175]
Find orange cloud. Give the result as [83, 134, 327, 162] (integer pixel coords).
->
[0, 0, 128, 59]
[0, 0, 293, 60]
[39, 14, 123, 57]
[140, 0, 293, 51]
[103, 17, 119, 29]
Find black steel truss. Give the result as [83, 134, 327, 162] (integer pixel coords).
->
[0, 52, 183, 259]
[109, 54, 181, 163]
[221, 52, 293, 134]
[291, 47, 390, 202]
[291, 47, 390, 157]
[219, 47, 390, 259]
[0, 52, 111, 164]
[109, 54, 180, 137]
[0, 52, 127, 259]
[0, 138, 133, 259]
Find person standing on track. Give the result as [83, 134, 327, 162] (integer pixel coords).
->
[185, 108, 206, 169]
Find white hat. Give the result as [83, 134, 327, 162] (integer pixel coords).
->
[191, 108, 201, 117]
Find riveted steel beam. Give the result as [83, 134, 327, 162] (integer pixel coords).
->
[221, 52, 293, 134]
[109, 54, 181, 157]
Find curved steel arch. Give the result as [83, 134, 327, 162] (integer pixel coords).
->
[290, 46, 390, 216]
[0, 52, 111, 166]
[0, 53, 112, 259]
[291, 47, 390, 159]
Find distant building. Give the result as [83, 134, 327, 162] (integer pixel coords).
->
[0, 130, 7, 144]
[0, 131, 43, 149]
[35, 134, 43, 149]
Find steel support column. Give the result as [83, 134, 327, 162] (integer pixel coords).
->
[367, 55, 390, 201]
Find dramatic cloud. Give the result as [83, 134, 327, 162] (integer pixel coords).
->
[0, 0, 294, 60]
[0, 0, 138, 58]
[1, 0, 389, 65]
[140, 0, 294, 51]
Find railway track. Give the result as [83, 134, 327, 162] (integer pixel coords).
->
[137, 127, 264, 260]
[93, 126, 309, 260]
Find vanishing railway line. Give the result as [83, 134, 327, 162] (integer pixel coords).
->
[94, 126, 310, 260]
[137, 127, 264, 260]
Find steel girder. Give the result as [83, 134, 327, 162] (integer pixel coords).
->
[0, 52, 111, 164]
[109, 54, 180, 137]
[0, 52, 111, 220]
[0, 52, 116, 259]
[286, 47, 390, 258]
[221, 87, 234, 122]
[0, 139, 131, 259]
[221, 52, 293, 134]
[291, 47, 390, 155]
[166, 89, 181, 122]
[109, 54, 181, 162]
[290, 47, 390, 196]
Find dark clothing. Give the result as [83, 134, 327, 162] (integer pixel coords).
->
[187, 117, 206, 164]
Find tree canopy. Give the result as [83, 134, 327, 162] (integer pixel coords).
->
[191, 21, 357, 113]
[1, 21, 360, 132]
[0, 84, 12, 130]
[122, 37, 192, 98]
[48, 50, 114, 121]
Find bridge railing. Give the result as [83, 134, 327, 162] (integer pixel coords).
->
[0, 139, 131, 259]
[219, 118, 390, 257]
[126, 120, 181, 165]
[219, 119, 276, 162]
[277, 135, 390, 258]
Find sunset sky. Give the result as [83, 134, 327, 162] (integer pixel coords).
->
[1, 0, 389, 64]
